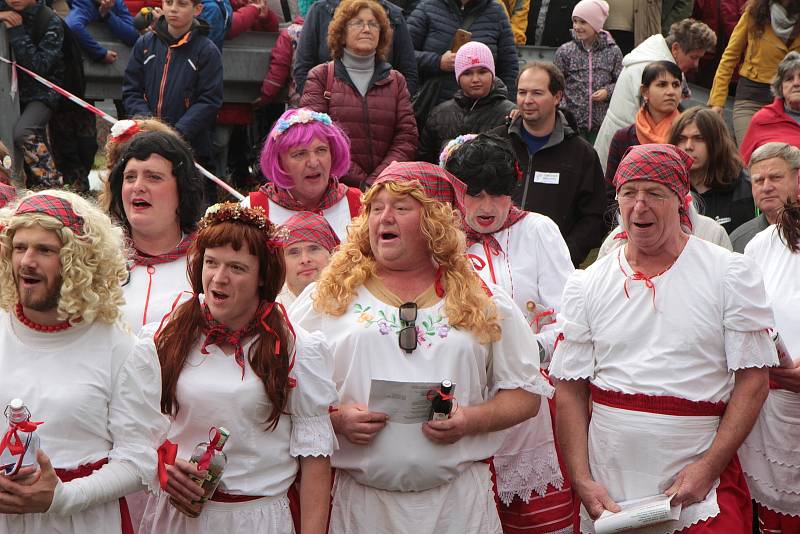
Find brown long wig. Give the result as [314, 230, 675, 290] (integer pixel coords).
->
[156, 220, 293, 430]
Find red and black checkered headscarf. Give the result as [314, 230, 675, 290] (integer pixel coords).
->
[14, 194, 85, 235]
[613, 144, 694, 231]
[372, 161, 467, 212]
[278, 211, 340, 252]
[0, 184, 16, 209]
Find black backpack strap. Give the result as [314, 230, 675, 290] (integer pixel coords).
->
[280, 0, 292, 23]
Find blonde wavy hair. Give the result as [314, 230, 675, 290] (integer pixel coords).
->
[313, 180, 501, 343]
[0, 190, 128, 325]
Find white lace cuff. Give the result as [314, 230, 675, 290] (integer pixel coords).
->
[550, 340, 594, 381]
[724, 329, 778, 371]
[491, 375, 554, 399]
[290, 413, 337, 458]
[493, 447, 564, 505]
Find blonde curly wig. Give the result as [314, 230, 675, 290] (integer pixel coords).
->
[313, 180, 501, 343]
[0, 190, 128, 325]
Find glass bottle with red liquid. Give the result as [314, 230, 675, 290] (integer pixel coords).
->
[170, 426, 230, 518]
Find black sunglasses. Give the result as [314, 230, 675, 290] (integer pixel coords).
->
[398, 302, 417, 354]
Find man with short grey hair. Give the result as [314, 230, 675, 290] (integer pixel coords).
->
[730, 142, 800, 252]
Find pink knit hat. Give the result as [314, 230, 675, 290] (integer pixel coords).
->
[572, 0, 609, 33]
[454, 42, 495, 81]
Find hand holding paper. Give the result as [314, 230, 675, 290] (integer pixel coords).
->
[593, 494, 682, 534]
[331, 404, 388, 446]
[575, 478, 621, 520]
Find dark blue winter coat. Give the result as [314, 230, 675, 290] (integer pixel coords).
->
[198, 0, 232, 50]
[293, 0, 418, 95]
[122, 17, 223, 161]
[65, 0, 138, 61]
[1, 0, 64, 108]
[407, 0, 518, 105]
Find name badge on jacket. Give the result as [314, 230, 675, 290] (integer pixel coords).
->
[533, 171, 560, 185]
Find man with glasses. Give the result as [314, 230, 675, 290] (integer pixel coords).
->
[550, 144, 777, 533]
[291, 161, 553, 534]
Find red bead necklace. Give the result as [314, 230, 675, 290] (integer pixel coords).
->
[14, 303, 72, 333]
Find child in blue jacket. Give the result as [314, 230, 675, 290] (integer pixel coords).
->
[122, 0, 223, 164]
[65, 0, 138, 63]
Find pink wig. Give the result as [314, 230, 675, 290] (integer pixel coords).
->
[260, 108, 352, 189]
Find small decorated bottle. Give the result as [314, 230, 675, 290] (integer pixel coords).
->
[170, 427, 230, 518]
[772, 331, 794, 368]
[429, 380, 454, 421]
[0, 399, 41, 477]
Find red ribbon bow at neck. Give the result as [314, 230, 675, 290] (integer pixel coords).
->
[0, 419, 43, 457]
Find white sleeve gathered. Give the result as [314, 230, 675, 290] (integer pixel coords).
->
[721, 254, 778, 370]
[724, 329, 778, 371]
[549, 270, 595, 381]
[722, 253, 774, 332]
[487, 286, 554, 399]
[47, 459, 142, 515]
[287, 328, 338, 458]
[106, 325, 170, 493]
[530, 215, 574, 361]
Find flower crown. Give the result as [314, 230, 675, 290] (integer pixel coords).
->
[272, 109, 333, 139]
[199, 202, 278, 239]
[438, 134, 478, 168]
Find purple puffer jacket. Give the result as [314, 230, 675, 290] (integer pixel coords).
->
[554, 31, 623, 135]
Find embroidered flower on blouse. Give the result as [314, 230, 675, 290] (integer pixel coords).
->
[353, 304, 449, 348]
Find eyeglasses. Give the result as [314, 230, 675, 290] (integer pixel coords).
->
[616, 189, 671, 207]
[398, 302, 417, 354]
[347, 19, 380, 31]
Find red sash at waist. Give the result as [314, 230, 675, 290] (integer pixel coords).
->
[54, 458, 133, 534]
[210, 490, 263, 503]
[590, 384, 726, 417]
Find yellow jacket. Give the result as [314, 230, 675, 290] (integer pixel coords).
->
[708, 8, 800, 107]
[498, 0, 530, 45]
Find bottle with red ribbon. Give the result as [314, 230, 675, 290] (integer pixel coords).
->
[428, 380, 454, 421]
[169, 426, 230, 518]
[0, 399, 42, 477]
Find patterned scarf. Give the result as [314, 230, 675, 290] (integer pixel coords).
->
[464, 207, 528, 254]
[131, 233, 195, 267]
[200, 301, 267, 380]
[259, 180, 348, 213]
[199, 300, 297, 386]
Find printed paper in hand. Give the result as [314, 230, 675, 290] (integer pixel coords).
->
[368, 380, 448, 424]
[593, 494, 682, 534]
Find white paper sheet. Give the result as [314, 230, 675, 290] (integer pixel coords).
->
[368, 379, 453, 424]
[594, 494, 682, 534]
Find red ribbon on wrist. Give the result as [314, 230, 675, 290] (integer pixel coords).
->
[196, 428, 222, 471]
[156, 439, 178, 490]
[0, 419, 43, 456]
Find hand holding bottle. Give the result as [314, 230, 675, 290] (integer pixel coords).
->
[0, 449, 59, 514]
[164, 459, 206, 516]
